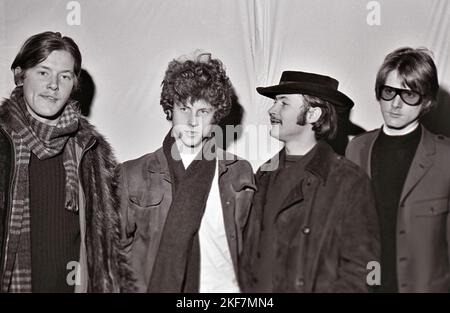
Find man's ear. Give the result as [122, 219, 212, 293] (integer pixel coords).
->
[421, 100, 433, 113]
[13, 67, 24, 86]
[165, 109, 173, 121]
[306, 106, 322, 124]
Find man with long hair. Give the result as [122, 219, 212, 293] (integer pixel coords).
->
[117, 51, 255, 292]
[0, 31, 133, 292]
[347, 47, 450, 292]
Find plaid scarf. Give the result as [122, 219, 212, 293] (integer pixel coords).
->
[1, 87, 80, 292]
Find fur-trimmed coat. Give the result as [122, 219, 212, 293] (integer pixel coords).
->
[0, 101, 134, 292]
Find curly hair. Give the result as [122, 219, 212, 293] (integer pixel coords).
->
[160, 52, 233, 123]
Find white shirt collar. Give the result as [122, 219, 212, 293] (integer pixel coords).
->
[382, 121, 420, 136]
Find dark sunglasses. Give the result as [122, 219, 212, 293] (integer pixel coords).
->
[380, 85, 423, 106]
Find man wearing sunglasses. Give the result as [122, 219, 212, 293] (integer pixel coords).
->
[346, 47, 450, 292]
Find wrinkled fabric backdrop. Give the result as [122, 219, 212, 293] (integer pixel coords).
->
[1, 0, 449, 169]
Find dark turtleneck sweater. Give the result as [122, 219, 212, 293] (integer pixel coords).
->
[371, 126, 421, 293]
[29, 152, 80, 293]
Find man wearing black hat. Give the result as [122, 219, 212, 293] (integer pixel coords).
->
[240, 71, 380, 292]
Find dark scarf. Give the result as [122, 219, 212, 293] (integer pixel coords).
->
[147, 131, 216, 292]
[1, 86, 79, 292]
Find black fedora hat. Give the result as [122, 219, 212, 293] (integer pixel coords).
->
[256, 71, 354, 113]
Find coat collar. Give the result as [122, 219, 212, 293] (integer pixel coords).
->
[360, 125, 436, 204]
[147, 148, 172, 183]
[304, 141, 335, 183]
[359, 125, 434, 174]
[358, 129, 379, 178]
[148, 145, 239, 183]
[259, 140, 335, 184]
[218, 149, 239, 177]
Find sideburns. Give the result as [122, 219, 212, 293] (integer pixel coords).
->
[296, 104, 309, 126]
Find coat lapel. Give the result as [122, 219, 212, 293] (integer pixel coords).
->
[151, 147, 172, 184]
[275, 180, 305, 220]
[259, 149, 302, 220]
[218, 150, 242, 274]
[133, 148, 171, 206]
[399, 126, 435, 205]
[273, 142, 327, 221]
[360, 129, 380, 178]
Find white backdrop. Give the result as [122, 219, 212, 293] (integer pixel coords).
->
[1, 0, 449, 169]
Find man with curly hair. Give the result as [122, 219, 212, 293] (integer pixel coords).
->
[117, 51, 256, 292]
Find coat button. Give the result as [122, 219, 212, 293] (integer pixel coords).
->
[399, 230, 405, 235]
[295, 278, 305, 287]
[400, 283, 408, 288]
[302, 226, 311, 235]
[399, 257, 407, 262]
[226, 201, 231, 205]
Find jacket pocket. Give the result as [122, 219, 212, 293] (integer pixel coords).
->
[412, 197, 449, 217]
[129, 193, 164, 238]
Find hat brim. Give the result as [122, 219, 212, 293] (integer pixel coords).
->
[256, 82, 354, 113]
